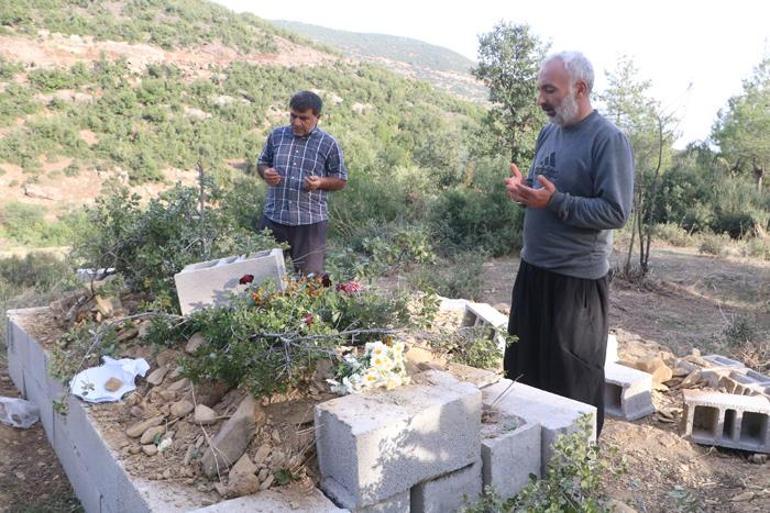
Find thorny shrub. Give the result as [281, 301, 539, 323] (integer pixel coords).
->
[143, 276, 438, 399]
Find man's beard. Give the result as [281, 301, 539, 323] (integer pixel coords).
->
[551, 90, 579, 127]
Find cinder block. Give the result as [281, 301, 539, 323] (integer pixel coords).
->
[445, 362, 501, 390]
[5, 315, 27, 394]
[316, 371, 481, 509]
[481, 380, 595, 475]
[604, 363, 655, 421]
[438, 297, 469, 312]
[481, 419, 540, 500]
[702, 355, 746, 369]
[322, 480, 408, 513]
[411, 459, 482, 513]
[605, 333, 618, 365]
[174, 249, 287, 315]
[682, 389, 770, 453]
[186, 484, 349, 512]
[462, 302, 509, 353]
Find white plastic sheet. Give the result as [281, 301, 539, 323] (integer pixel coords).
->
[0, 397, 40, 428]
[69, 356, 150, 403]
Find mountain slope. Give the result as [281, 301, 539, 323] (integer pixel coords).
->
[271, 20, 487, 101]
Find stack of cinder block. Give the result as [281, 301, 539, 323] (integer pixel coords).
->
[174, 249, 286, 316]
[315, 369, 599, 512]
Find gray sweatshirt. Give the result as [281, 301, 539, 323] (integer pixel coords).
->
[521, 110, 634, 279]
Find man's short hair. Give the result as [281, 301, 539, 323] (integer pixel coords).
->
[543, 51, 595, 95]
[290, 91, 323, 116]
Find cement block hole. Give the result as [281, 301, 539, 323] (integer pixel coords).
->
[740, 412, 768, 446]
[603, 383, 623, 416]
[692, 406, 719, 438]
[722, 409, 736, 440]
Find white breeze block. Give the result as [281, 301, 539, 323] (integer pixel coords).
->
[702, 354, 746, 369]
[604, 363, 655, 421]
[411, 459, 482, 513]
[174, 249, 286, 315]
[187, 486, 349, 513]
[462, 302, 509, 353]
[481, 419, 540, 500]
[316, 371, 481, 509]
[482, 380, 595, 475]
[682, 389, 770, 454]
[605, 333, 618, 365]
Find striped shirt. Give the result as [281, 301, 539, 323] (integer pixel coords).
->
[258, 126, 347, 226]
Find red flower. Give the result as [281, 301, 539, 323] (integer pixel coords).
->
[303, 313, 314, 326]
[239, 274, 254, 285]
[336, 280, 363, 294]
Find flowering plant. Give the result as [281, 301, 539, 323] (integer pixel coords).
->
[327, 339, 410, 395]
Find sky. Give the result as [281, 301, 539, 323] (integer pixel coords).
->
[214, 0, 770, 148]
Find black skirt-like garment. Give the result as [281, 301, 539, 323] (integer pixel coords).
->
[504, 260, 609, 435]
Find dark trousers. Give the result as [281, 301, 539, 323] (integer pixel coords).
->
[504, 260, 609, 435]
[257, 216, 328, 276]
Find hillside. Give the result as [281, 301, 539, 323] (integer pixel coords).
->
[271, 20, 488, 101]
[0, 0, 485, 249]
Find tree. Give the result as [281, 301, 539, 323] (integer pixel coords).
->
[712, 56, 770, 191]
[472, 22, 548, 165]
[599, 56, 676, 277]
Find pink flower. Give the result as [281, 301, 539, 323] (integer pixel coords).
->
[239, 274, 254, 285]
[303, 313, 314, 326]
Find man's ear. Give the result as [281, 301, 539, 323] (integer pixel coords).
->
[575, 80, 588, 98]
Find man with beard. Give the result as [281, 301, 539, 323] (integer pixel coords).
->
[503, 52, 634, 436]
[256, 90, 347, 276]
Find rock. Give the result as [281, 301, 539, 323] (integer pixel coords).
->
[129, 406, 144, 418]
[194, 404, 217, 425]
[259, 473, 274, 491]
[606, 499, 637, 512]
[183, 445, 196, 465]
[200, 395, 261, 478]
[258, 468, 270, 482]
[142, 445, 158, 456]
[93, 295, 114, 316]
[117, 327, 139, 343]
[254, 444, 271, 464]
[168, 366, 183, 381]
[170, 400, 194, 418]
[155, 349, 179, 368]
[129, 446, 142, 455]
[195, 381, 232, 407]
[159, 390, 177, 402]
[168, 378, 190, 392]
[185, 332, 206, 354]
[632, 356, 673, 384]
[126, 416, 165, 438]
[146, 366, 169, 386]
[226, 454, 260, 497]
[104, 377, 123, 392]
[140, 425, 166, 445]
[749, 453, 768, 464]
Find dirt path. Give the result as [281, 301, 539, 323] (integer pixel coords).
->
[0, 354, 82, 513]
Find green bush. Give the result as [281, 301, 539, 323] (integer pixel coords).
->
[653, 223, 693, 247]
[71, 182, 282, 310]
[409, 251, 487, 301]
[0, 202, 86, 247]
[462, 415, 624, 513]
[697, 232, 732, 256]
[144, 277, 436, 398]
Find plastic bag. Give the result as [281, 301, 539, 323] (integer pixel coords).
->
[0, 397, 40, 428]
[69, 356, 150, 403]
